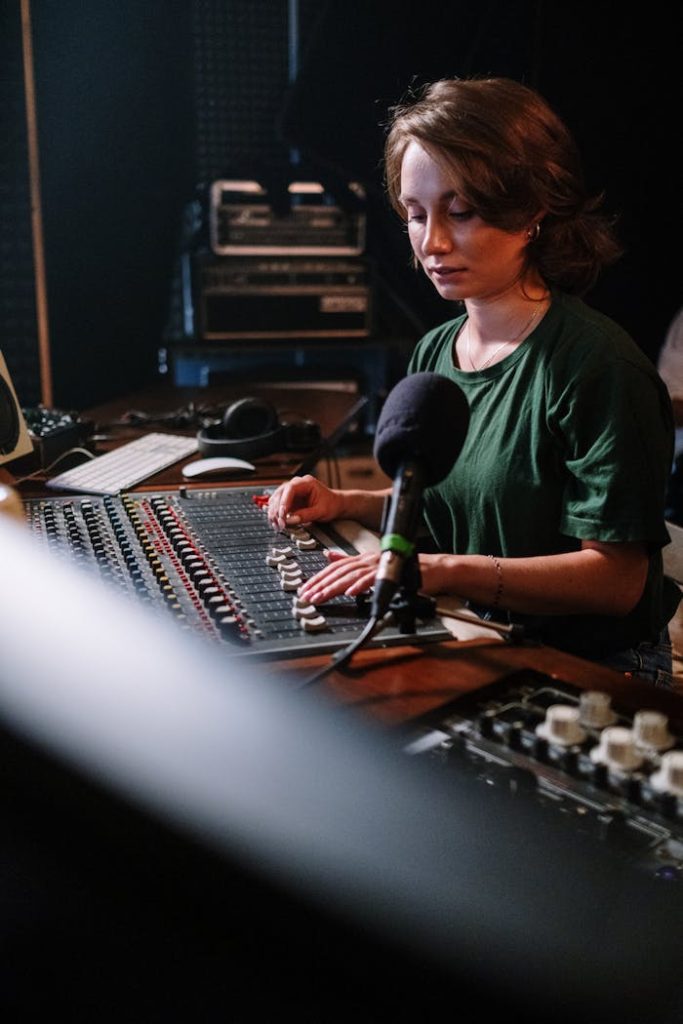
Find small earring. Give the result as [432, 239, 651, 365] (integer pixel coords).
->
[526, 222, 541, 242]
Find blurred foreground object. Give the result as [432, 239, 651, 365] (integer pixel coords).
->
[0, 482, 24, 523]
[1, 516, 683, 1023]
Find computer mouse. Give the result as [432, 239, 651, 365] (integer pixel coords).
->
[181, 456, 257, 479]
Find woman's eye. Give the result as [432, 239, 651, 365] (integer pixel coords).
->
[407, 212, 426, 223]
[449, 208, 473, 220]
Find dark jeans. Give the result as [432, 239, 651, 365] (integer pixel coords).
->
[598, 629, 675, 691]
[468, 603, 678, 691]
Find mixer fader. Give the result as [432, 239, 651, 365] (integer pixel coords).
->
[23, 485, 450, 658]
[405, 670, 683, 879]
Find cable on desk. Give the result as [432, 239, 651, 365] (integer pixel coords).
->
[299, 614, 386, 688]
[101, 402, 215, 431]
[301, 602, 527, 688]
[433, 606, 526, 642]
[10, 447, 95, 485]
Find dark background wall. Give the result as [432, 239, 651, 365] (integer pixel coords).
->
[2, 0, 681, 409]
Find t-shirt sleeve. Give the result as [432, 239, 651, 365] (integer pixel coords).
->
[552, 358, 673, 547]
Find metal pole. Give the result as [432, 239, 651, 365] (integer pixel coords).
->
[20, 0, 53, 408]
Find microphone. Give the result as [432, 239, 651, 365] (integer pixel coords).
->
[370, 372, 470, 620]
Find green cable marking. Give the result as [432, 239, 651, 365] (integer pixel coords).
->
[380, 533, 415, 557]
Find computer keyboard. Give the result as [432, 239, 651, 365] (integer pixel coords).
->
[46, 432, 199, 495]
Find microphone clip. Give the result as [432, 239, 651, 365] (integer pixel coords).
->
[365, 551, 436, 636]
[388, 589, 437, 635]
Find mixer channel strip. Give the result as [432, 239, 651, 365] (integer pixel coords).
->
[23, 485, 451, 659]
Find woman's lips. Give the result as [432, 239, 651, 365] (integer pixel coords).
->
[429, 265, 465, 279]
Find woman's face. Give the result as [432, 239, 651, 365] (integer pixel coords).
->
[400, 140, 530, 303]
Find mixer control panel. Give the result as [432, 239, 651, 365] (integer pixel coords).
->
[23, 486, 450, 659]
[405, 670, 683, 880]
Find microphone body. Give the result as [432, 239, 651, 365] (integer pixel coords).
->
[371, 460, 425, 619]
[370, 372, 470, 621]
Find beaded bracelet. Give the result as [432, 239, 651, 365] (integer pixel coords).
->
[487, 554, 503, 608]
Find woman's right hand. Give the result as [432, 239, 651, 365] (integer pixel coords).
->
[267, 474, 345, 531]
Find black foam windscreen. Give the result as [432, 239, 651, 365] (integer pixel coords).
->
[373, 372, 470, 485]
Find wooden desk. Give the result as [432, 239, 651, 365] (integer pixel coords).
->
[270, 634, 683, 731]
[4, 381, 366, 496]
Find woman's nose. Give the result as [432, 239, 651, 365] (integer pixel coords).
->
[423, 217, 452, 254]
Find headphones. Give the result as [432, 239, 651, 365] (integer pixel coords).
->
[197, 397, 321, 460]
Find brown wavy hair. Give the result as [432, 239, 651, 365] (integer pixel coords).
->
[384, 77, 623, 295]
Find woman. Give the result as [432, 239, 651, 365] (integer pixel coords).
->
[267, 76, 679, 685]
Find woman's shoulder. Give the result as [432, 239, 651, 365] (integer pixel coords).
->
[545, 292, 658, 378]
[550, 291, 630, 344]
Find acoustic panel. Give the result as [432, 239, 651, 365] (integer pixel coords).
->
[191, 0, 321, 183]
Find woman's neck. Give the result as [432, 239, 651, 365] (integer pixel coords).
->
[464, 279, 550, 342]
[455, 280, 551, 372]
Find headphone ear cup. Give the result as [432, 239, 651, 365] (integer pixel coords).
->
[196, 397, 285, 459]
[222, 397, 279, 439]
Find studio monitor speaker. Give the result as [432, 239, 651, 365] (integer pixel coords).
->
[0, 350, 33, 466]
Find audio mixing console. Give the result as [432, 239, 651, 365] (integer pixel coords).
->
[23, 485, 451, 659]
[405, 669, 683, 880]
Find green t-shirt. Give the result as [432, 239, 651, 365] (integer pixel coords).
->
[408, 291, 680, 660]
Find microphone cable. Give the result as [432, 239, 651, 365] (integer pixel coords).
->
[298, 611, 388, 688]
[299, 601, 526, 689]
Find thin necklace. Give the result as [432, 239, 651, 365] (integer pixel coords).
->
[465, 306, 541, 372]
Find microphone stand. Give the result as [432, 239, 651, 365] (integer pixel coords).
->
[298, 561, 424, 689]
[381, 551, 427, 636]
[365, 550, 527, 642]
[298, 611, 385, 688]
[299, 557, 526, 689]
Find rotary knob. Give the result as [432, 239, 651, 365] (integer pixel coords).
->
[578, 690, 618, 729]
[535, 704, 587, 747]
[632, 710, 675, 752]
[590, 726, 644, 772]
[649, 750, 683, 796]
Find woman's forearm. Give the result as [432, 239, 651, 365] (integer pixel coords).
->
[336, 487, 391, 532]
[422, 543, 649, 618]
